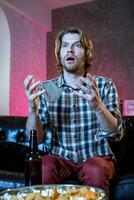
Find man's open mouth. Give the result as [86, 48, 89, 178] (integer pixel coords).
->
[66, 56, 75, 61]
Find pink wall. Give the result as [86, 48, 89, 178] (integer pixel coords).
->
[1, 4, 46, 116]
[1, 0, 134, 116]
[47, 0, 134, 101]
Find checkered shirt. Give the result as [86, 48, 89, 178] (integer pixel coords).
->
[38, 75, 123, 163]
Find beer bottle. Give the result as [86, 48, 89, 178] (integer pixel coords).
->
[24, 130, 42, 186]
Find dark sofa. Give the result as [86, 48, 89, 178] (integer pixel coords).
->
[0, 115, 134, 200]
[0, 116, 29, 189]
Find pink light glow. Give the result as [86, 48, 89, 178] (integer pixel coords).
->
[8, 9, 46, 116]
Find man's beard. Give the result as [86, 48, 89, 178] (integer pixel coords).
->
[63, 64, 79, 73]
[63, 60, 85, 74]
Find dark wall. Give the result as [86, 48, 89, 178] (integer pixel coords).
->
[47, 0, 134, 101]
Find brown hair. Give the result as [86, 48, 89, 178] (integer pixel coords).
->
[55, 27, 93, 71]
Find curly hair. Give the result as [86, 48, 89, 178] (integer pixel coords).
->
[55, 27, 93, 72]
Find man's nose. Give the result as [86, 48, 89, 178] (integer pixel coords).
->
[67, 46, 74, 53]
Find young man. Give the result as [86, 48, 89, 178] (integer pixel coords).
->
[24, 27, 123, 194]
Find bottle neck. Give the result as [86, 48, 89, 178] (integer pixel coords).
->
[29, 130, 38, 153]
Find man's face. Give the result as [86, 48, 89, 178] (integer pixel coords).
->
[60, 33, 85, 73]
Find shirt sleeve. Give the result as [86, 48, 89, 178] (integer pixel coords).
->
[98, 78, 124, 141]
[38, 83, 48, 126]
[37, 83, 54, 153]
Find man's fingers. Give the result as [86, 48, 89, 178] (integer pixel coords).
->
[26, 89, 46, 100]
[24, 75, 44, 95]
[30, 90, 46, 100]
[38, 90, 46, 96]
[29, 81, 41, 92]
[32, 93, 40, 100]
[24, 75, 46, 101]
[74, 91, 93, 101]
[86, 73, 98, 87]
[24, 75, 33, 90]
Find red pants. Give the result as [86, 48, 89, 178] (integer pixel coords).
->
[42, 155, 115, 194]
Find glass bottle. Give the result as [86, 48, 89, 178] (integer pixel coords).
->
[24, 130, 42, 186]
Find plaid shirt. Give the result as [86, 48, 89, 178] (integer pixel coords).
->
[38, 75, 123, 163]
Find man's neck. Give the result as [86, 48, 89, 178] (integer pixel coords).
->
[63, 70, 83, 89]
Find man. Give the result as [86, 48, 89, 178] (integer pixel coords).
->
[24, 27, 124, 194]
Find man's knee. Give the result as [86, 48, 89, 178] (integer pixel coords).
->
[42, 155, 60, 184]
[80, 161, 105, 181]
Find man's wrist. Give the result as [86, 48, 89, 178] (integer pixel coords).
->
[28, 105, 36, 113]
[93, 106, 102, 112]
[93, 102, 104, 112]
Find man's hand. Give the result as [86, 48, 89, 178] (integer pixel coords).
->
[75, 73, 103, 110]
[24, 75, 45, 112]
[75, 73, 118, 132]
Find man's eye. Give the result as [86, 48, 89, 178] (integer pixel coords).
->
[62, 43, 68, 47]
[75, 43, 82, 48]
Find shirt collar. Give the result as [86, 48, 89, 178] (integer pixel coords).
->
[55, 74, 66, 88]
[56, 74, 81, 91]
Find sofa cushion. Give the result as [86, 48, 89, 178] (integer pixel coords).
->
[110, 174, 134, 200]
[0, 170, 25, 190]
[0, 142, 29, 172]
[0, 128, 29, 144]
[0, 129, 6, 141]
